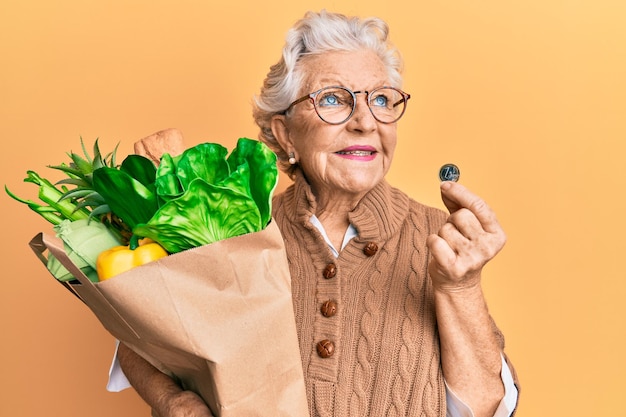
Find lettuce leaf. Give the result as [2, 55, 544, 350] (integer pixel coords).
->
[226, 138, 277, 227]
[133, 178, 261, 253]
[133, 138, 278, 253]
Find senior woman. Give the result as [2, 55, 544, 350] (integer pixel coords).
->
[114, 10, 519, 417]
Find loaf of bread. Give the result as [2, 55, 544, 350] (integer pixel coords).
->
[134, 128, 186, 164]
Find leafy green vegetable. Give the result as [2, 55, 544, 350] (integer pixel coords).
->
[92, 159, 159, 230]
[173, 143, 230, 192]
[155, 143, 230, 204]
[133, 137, 278, 253]
[8, 136, 279, 269]
[134, 177, 261, 253]
[120, 155, 157, 191]
[226, 138, 277, 227]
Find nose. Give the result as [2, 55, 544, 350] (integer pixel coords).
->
[347, 92, 377, 131]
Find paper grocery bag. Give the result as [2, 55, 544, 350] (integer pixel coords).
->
[30, 221, 310, 417]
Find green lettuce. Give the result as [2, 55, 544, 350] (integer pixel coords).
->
[132, 138, 278, 253]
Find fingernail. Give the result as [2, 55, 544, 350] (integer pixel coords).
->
[440, 181, 453, 190]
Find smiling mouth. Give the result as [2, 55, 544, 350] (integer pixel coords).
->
[335, 150, 376, 156]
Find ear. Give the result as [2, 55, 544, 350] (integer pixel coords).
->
[271, 114, 295, 154]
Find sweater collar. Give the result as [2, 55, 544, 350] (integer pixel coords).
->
[283, 169, 410, 242]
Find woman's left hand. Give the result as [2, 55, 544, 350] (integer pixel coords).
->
[427, 181, 506, 292]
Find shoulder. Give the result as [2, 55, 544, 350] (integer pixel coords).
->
[271, 185, 293, 219]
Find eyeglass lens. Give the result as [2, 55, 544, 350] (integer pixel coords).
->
[314, 87, 407, 124]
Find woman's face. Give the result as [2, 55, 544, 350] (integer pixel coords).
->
[272, 49, 398, 204]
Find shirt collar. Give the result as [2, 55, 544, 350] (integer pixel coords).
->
[309, 214, 358, 258]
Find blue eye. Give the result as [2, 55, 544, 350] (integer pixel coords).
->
[318, 93, 342, 107]
[371, 94, 389, 107]
[316, 88, 353, 108]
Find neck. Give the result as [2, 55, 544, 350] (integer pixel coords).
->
[297, 170, 371, 249]
[313, 193, 359, 252]
[316, 209, 350, 251]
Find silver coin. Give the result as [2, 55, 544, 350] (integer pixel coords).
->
[439, 164, 460, 182]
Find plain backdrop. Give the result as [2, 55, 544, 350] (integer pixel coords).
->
[1, 1, 625, 416]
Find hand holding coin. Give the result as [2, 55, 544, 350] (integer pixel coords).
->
[427, 169, 506, 291]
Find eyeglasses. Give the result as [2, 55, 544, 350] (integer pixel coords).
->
[284, 86, 411, 125]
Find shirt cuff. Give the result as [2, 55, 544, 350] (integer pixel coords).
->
[445, 354, 518, 417]
[106, 340, 132, 392]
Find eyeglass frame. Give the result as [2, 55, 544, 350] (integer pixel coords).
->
[282, 85, 411, 125]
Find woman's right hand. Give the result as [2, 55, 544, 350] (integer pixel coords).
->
[117, 343, 214, 417]
[152, 390, 214, 417]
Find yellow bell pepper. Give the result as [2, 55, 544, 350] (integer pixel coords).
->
[96, 238, 168, 281]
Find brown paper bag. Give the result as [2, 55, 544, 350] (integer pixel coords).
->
[30, 221, 309, 417]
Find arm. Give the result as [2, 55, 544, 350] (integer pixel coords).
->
[446, 354, 518, 417]
[427, 181, 509, 417]
[117, 343, 214, 417]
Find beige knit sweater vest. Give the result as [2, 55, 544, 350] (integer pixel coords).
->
[272, 172, 449, 417]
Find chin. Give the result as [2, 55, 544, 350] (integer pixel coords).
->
[340, 174, 384, 195]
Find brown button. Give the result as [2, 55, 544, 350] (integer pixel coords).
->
[363, 242, 379, 256]
[323, 263, 337, 279]
[316, 339, 335, 358]
[321, 300, 337, 317]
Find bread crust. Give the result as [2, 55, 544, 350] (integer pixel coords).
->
[134, 128, 186, 164]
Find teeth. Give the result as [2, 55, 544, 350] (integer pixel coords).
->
[337, 150, 373, 156]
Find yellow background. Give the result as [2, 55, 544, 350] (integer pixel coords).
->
[1, 1, 625, 416]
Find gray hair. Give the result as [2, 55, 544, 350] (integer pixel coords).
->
[252, 10, 404, 177]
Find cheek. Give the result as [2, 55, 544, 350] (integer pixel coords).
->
[382, 128, 398, 157]
[290, 121, 340, 156]
[286, 113, 318, 146]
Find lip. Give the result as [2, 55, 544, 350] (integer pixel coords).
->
[334, 145, 378, 161]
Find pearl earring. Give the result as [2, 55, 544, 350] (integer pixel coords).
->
[288, 152, 296, 165]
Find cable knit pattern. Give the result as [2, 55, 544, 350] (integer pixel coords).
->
[349, 244, 388, 415]
[273, 171, 448, 417]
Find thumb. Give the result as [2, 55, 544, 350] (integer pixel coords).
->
[439, 181, 463, 214]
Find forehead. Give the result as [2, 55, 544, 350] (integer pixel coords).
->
[299, 49, 389, 91]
